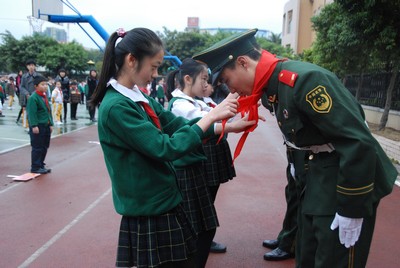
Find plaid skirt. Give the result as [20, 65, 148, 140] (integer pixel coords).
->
[202, 136, 236, 187]
[175, 164, 219, 235]
[116, 204, 197, 268]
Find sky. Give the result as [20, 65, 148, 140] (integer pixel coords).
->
[0, 0, 287, 49]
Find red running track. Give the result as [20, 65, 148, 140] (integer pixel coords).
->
[0, 107, 398, 267]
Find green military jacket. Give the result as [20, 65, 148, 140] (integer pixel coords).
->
[263, 60, 398, 218]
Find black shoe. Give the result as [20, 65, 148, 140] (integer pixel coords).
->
[42, 167, 51, 173]
[210, 241, 227, 253]
[262, 239, 279, 249]
[263, 248, 294, 261]
[31, 168, 49, 174]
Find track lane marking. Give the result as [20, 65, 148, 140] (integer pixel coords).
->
[18, 188, 112, 268]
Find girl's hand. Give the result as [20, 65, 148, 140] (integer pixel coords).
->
[208, 98, 238, 122]
[226, 114, 256, 133]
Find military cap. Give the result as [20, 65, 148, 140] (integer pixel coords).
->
[33, 75, 48, 86]
[193, 28, 258, 85]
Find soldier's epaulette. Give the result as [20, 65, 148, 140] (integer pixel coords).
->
[278, 70, 298, 87]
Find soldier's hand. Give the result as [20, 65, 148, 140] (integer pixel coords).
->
[330, 213, 363, 248]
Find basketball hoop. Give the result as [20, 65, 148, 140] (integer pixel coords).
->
[27, 16, 44, 33]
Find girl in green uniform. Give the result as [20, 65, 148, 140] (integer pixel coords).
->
[89, 28, 255, 268]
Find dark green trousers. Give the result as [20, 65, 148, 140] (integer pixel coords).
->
[296, 202, 378, 268]
[276, 162, 300, 253]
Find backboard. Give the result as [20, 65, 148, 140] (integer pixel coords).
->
[32, 0, 63, 21]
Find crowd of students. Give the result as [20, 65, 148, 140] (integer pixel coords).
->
[0, 63, 99, 127]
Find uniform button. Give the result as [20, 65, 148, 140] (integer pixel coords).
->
[309, 154, 314, 160]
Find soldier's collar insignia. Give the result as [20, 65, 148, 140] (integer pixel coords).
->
[306, 85, 332, 113]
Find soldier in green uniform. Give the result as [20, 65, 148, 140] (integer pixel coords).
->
[193, 28, 398, 268]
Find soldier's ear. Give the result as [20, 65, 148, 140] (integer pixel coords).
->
[237, 56, 248, 69]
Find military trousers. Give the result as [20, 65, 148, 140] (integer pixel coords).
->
[296, 202, 378, 268]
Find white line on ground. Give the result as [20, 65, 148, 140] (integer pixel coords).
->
[0, 183, 20, 194]
[17, 188, 112, 268]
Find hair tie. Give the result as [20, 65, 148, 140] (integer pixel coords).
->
[116, 28, 126, 38]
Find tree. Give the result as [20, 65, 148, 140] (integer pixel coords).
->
[257, 37, 298, 60]
[0, 32, 58, 72]
[267, 32, 282, 45]
[39, 41, 89, 75]
[159, 28, 297, 74]
[311, 2, 373, 83]
[0, 32, 90, 77]
[335, 0, 400, 130]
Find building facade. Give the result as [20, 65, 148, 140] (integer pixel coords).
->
[282, 0, 334, 54]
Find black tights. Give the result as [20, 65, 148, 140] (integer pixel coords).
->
[196, 228, 217, 268]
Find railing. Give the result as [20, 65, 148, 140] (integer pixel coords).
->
[344, 71, 400, 111]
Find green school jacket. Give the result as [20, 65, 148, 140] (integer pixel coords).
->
[27, 92, 53, 127]
[98, 87, 213, 216]
[167, 97, 208, 167]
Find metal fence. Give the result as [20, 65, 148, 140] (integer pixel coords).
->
[344, 71, 400, 111]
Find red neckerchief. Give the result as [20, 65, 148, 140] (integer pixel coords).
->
[207, 102, 216, 108]
[219, 50, 283, 163]
[35, 89, 50, 112]
[140, 102, 161, 130]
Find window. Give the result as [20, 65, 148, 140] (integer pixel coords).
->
[287, 10, 293, 34]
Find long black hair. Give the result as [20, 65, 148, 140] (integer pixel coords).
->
[165, 58, 208, 100]
[89, 28, 163, 108]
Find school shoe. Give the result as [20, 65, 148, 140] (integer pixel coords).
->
[263, 248, 294, 261]
[42, 167, 52, 173]
[262, 239, 279, 249]
[210, 241, 227, 253]
[31, 168, 49, 174]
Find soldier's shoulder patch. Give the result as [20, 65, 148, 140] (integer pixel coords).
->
[306, 85, 332, 113]
[278, 70, 298, 87]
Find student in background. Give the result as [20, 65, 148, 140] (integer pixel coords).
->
[6, 76, 16, 110]
[86, 69, 98, 122]
[55, 69, 70, 123]
[27, 75, 53, 174]
[20, 59, 38, 128]
[69, 81, 81, 120]
[51, 81, 63, 125]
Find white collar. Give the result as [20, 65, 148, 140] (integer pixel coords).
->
[107, 78, 148, 103]
[171, 88, 197, 104]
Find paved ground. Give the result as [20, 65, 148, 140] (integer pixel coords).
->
[0, 102, 399, 267]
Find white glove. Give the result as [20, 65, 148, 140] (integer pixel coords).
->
[330, 213, 363, 248]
